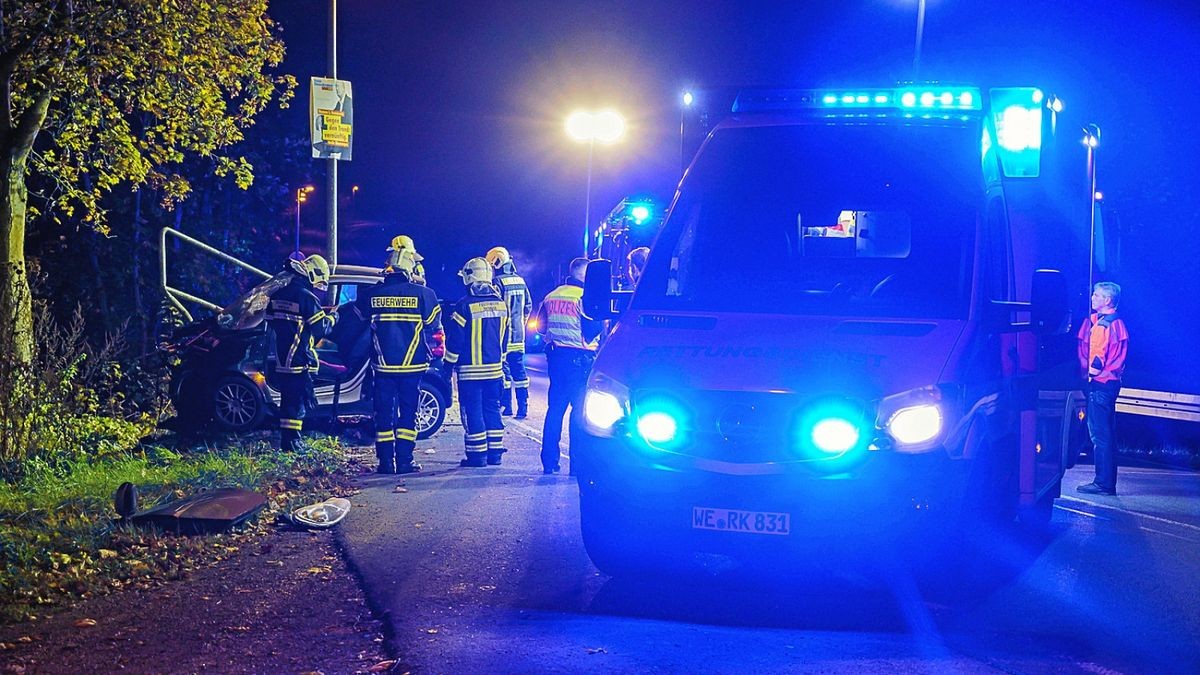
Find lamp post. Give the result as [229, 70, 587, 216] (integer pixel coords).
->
[1084, 124, 1101, 293]
[295, 185, 315, 255]
[913, 0, 926, 80]
[566, 109, 625, 256]
[680, 90, 694, 176]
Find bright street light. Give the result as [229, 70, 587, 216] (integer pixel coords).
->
[565, 108, 626, 255]
[680, 90, 695, 175]
[295, 185, 315, 255]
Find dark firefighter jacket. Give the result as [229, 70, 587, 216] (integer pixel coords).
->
[354, 271, 443, 374]
[445, 282, 510, 381]
[493, 268, 533, 353]
[266, 274, 335, 374]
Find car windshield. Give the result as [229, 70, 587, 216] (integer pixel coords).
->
[634, 121, 982, 319]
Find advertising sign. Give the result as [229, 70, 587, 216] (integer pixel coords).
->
[311, 77, 353, 160]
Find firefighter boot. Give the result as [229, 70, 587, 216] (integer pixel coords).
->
[376, 448, 396, 474]
[500, 388, 514, 417]
[515, 388, 529, 420]
[487, 448, 506, 466]
[459, 452, 488, 468]
[395, 453, 422, 475]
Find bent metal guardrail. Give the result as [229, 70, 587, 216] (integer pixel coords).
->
[160, 227, 272, 322]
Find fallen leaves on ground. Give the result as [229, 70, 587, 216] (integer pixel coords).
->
[367, 660, 397, 672]
[73, 618, 97, 628]
[393, 486, 407, 493]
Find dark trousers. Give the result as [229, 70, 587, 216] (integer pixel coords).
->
[1087, 380, 1121, 492]
[457, 377, 505, 461]
[541, 346, 593, 471]
[276, 372, 313, 451]
[501, 351, 529, 413]
[374, 371, 423, 469]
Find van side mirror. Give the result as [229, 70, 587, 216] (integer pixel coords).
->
[582, 259, 616, 321]
[1030, 269, 1069, 335]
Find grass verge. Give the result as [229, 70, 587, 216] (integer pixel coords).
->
[0, 433, 358, 624]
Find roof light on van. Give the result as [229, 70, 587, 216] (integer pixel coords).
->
[733, 86, 982, 113]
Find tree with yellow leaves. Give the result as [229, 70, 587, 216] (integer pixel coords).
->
[0, 0, 294, 364]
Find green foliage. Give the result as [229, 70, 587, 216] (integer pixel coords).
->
[0, 435, 351, 623]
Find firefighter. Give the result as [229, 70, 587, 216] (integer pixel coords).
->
[355, 248, 442, 474]
[386, 235, 427, 285]
[486, 246, 533, 419]
[443, 257, 509, 467]
[266, 254, 337, 452]
[536, 257, 602, 474]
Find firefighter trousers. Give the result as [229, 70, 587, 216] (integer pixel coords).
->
[374, 371, 423, 471]
[501, 351, 529, 415]
[457, 377, 505, 465]
[276, 372, 314, 452]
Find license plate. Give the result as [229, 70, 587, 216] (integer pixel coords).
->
[692, 507, 790, 536]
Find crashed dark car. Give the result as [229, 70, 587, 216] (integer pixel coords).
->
[162, 269, 450, 439]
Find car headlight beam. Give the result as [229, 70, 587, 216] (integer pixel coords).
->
[887, 404, 943, 445]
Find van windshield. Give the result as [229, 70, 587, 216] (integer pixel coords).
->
[635, 122, 981, 319]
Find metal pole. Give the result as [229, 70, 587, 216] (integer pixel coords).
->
[295, 192, 302, 253]
[1086, 124, 1100, 295]
[679, 108, 685, 176]
[327, 0, 338, 268]
[913, 0, 926, 80]
[583, 138, 594, 257]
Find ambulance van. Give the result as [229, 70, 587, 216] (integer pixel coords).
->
[574, 85, 1089, 575]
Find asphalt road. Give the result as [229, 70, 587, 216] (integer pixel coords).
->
[338, 356, 1200, 673]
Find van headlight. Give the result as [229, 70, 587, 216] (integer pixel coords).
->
[582, 373, 629, 437]
[877, 385, 956, 452]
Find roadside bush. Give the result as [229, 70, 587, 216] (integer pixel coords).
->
[0, 301, 157, 482]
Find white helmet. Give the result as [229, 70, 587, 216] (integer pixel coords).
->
[290, 254, 330, 291]
[458, 257, 493, 285]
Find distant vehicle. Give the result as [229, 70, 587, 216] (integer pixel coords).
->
[162, 265, 450, 438]
[574, 84, 1100, 576]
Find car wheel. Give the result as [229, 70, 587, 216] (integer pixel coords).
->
[212, 376, 266, 432]
[414, 382, 447, 439]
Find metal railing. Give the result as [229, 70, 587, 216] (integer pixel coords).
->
[160, 227, 271, 322]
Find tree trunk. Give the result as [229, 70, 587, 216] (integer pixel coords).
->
[0, 153, 33, 365]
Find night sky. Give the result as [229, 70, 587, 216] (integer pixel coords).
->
[269, 0, 1199, 384]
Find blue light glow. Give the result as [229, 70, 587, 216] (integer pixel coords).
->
[630, 204, 651, 223]
[874, 94, 889, 104]
[855, 94, 868, 103]
[920, 92, 935, 107]
[990, 87, 1044, 178]
[959, 92, 974, 107]
[841, 94, 855, 104]
[811, 418, 860, 453]
[637, 412, 678, 445]
[822, 94, 837, 105]
[901, 92, 917, 107]
[939, 92, 953, 105]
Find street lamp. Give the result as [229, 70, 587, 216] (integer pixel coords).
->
[913, 0, 926, 80]
[1083, 124, 1101, 293]
[565, 109, 625, 256]
[680, 90, 695, 176]
[295, 185, 315, 255]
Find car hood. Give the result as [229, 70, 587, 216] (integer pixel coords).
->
[594, 311, 965, 400]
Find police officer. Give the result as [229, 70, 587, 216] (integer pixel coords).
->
[536, 257, 602, 474]
[387, 235, 427, 285]
[355, 248, 442, 474]
[266, 254, 337, 452]
[444, 258, 509, 467]
[486, 246, 533, 419]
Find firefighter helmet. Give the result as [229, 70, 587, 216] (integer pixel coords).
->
[388, 247, 418, 275]
[387, 234, 424, 261]
[485, 246, 511, 269]
[458, 257, 493, 285]
[291, 254, 331, 291]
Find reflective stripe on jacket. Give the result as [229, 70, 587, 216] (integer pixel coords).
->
[445, 283, 509, 381]
[493, 270, 533, 353]
[536, 280, 599, 351]
[266, 274, 334, 374]
[355, 272, 442, 374]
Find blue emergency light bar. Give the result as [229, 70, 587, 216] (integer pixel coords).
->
[732, 86, 983, 114]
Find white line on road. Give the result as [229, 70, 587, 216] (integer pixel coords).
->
[1058, 495, 1200, 533]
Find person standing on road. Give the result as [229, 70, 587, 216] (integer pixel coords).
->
[486, 246, 533, 419]
[266, 254, 337, 452]
[355, 248, 442, 474]
[536, 257, 602, 474]
[444, 258, 510, 467]
[1076, 281, 1130, 496]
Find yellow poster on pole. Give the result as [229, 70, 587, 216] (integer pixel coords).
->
[310, 77, 353, 160]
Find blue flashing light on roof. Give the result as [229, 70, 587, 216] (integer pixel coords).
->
[630, 204, 651, 224]
[990, 87, 1044, 178]
[732, 86, 983, 114]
